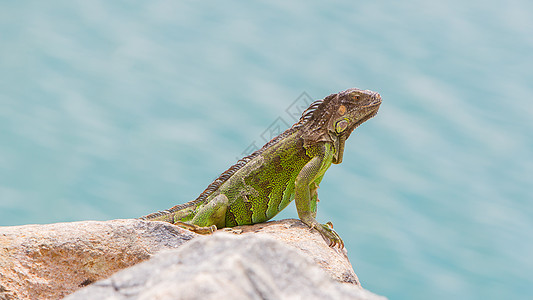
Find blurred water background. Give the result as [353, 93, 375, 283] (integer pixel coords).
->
[1, 1, 532, 299]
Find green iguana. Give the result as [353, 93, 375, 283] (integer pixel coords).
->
[141, 88, 381, 248]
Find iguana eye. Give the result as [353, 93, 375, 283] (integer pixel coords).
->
[350, 93, 360, 101]
[335, 119, 349, 134]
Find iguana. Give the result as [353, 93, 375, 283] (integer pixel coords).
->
[141, 88, 381, 247]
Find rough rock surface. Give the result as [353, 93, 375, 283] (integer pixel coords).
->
[0, 219, 196, 300]
[65, 233, 385, 300]
[228, 218, 360, 285]
[0, 218, 383, 299]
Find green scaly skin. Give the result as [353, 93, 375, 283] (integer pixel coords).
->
[141, 88, 382, 247]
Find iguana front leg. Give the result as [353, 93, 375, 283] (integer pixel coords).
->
[295, 146, 344, 248]
[309, 174, 324, 219]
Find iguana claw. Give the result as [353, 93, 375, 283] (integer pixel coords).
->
[315, 221, 344, 248]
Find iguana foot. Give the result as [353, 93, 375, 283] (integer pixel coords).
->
[174, 221, 217, 235]
[312, 221, 344, 248]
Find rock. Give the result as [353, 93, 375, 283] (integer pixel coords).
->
[0, 219, 197, 300]
[0, 219, 384, 300]
[227, 218, 360, 285]
[65, 233, 385, 300]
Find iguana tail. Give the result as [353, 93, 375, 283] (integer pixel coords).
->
[140, 201, 197, 223]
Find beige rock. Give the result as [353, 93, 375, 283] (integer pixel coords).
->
[0, 219, 196, 300]
[226, 218, 360, 285]
[0, 218, 369, 300]
[65, 233, 385, 300]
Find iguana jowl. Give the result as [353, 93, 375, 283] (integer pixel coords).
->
[141, 88, 381, 247]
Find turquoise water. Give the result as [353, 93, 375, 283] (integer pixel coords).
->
[1, 1, 532, 299]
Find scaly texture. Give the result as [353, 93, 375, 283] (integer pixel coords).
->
[141, 88, 382, 247]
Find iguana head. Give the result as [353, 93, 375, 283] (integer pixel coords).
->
[299, 88, 381, 164]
